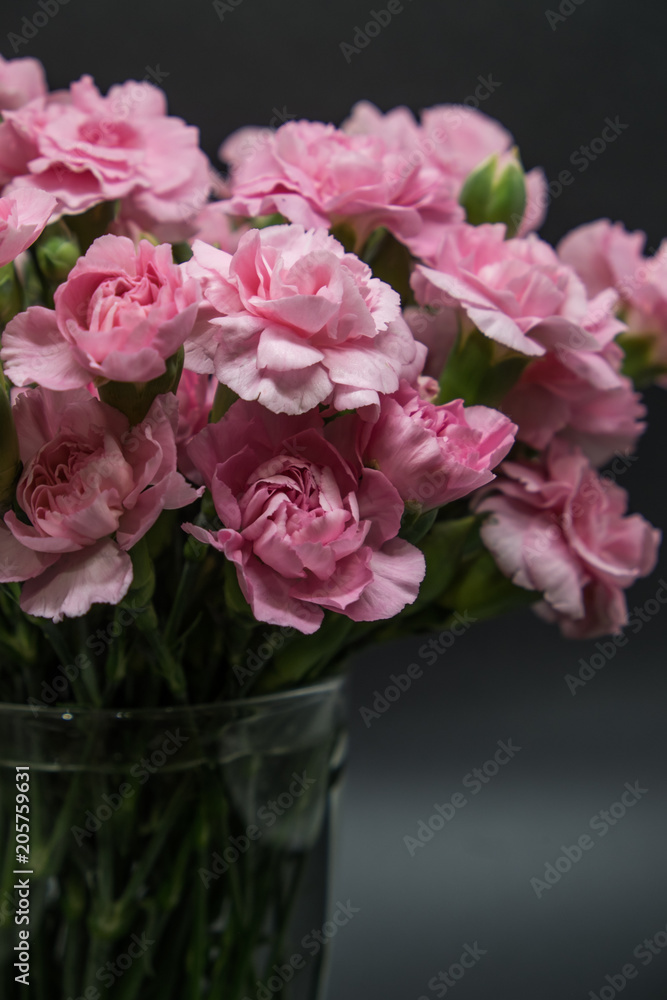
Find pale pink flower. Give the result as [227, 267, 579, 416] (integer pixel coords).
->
[559, 219, 667, 384]
[0, 54, 47, 111]
[1, 235, 200, 388]
[0, 389, 201, 621]
[221, 117, 463, 256]
[476, 440, 660, 638]
[360, 382, 516, 511]
[0, 75, 210, 238]
[184, 224, 424, 416]
[183, 400, 425, 634]
[412, 223, 601, 357]
[0, 188, 56, 267]
[345, 101, 548, 249]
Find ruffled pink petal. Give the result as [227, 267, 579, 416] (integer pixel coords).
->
[1, 306, 90, 389]
[343, 538, 425, 621]
[19, 540, 133, 622]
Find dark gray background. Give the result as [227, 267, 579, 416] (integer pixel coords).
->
[3, 1, 666, 996]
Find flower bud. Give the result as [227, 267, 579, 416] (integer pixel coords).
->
[35, 232, 81, 284]
[459, 151, 527, 237]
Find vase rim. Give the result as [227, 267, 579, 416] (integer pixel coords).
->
[0, 675, 347, 720]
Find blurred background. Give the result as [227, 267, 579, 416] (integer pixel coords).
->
[4, 0, 666, 996]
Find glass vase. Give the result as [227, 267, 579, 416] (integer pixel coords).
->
[0, 678, 347, 999]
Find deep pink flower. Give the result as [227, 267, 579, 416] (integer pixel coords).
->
[0, 54, 47, 111]
[559, 219, 667, 384]
[183, 400, 425, 634]
[0, 188, 56, 267]
[2, 235, 200, 387]
[412, 223, 607, 357]
[0, 389, 201, 621]
[0, 75, 211, 238]
[476, 441, 660, 638]
[184, 224, 424, 416]
[360, 382, 516, 511]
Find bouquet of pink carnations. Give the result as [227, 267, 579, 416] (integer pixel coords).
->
[0, 52, 663, 999]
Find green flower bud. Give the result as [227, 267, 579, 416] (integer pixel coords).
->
[459, 151, 527, 237]
[35, 233, 81, 283]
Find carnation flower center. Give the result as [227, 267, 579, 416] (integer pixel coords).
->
[78, 118, 138, 149]
[22, 434, 132, 530]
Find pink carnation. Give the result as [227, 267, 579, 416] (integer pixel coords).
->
[412, 223, 605, 357]
[344, 101, 548, 248]
[183, 400, 425, 634]
[557, 219, 645, 299]
[559, 219, 667, 383]
[0, 75, 211, 238]
[2, 234, 200, 388]
[184, 224, 424, 416]
[221, 117, 463, 256]
[0, 54, 47, 111]
[476, 441, 660, 638]
[502, 295, 645, 465]
[0, 389, 201, 621]
[360, 382, 516, 511]
[0, 188, 57, 267]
